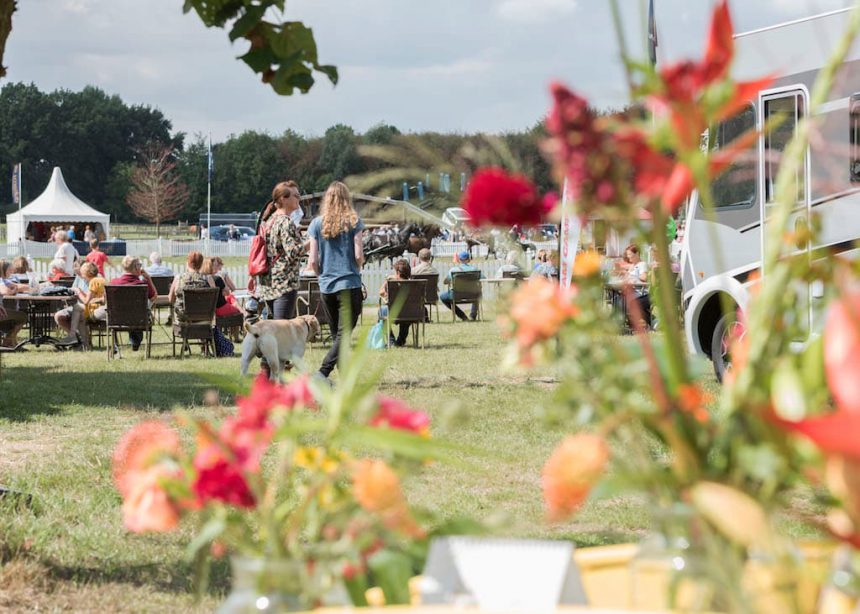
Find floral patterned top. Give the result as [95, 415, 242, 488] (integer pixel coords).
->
[174, 271, 210, 319]
[256, 213, 303, 301]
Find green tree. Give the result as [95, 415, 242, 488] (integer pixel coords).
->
[317, 124, 362, 187]
[212, 131, 282, 212]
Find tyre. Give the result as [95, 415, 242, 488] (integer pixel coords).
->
[711, 313, 745, 383]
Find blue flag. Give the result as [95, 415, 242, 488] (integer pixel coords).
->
[207, 138, 214, 183]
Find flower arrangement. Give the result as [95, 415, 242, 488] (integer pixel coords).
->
[465, 1, 860, 610]
[112, 341, 463, 609]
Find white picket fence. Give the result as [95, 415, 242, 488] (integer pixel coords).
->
[1, 238, 558, 261]
[27, 259, 520, 305]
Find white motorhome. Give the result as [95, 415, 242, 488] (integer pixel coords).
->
[681, 8, 860, 379]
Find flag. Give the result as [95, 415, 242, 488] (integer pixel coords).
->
[11, 163, 20, 205]
[648, 0, 659, 67]
[558, 179, 581, 290]
[207, 137, 214, 183]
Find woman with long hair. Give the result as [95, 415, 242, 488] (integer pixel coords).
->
[307, 181, 365, 379]
[254, 180, 305, 320]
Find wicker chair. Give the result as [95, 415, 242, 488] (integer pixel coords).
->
[450, 270, 483, 322]
[412, 273, 439, 322]
[385, 279, 427, 348]
[297, 278, 332, 344]
[150, 275, 174, 323]
[172, 288, 219, 358]
[105, 285, 153, 360]
[217, 311, 245, 342]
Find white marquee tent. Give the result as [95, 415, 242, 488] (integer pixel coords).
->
[5, 167, 110, 244]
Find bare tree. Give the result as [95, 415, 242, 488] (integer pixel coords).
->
[126, 143, 189, 236]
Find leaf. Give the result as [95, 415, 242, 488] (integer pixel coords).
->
[770, 359, 807, 421]
[689, 481, 775, 549]
[185, 516, 226, 561]
[239, 47, 277, 74]
[337, 425, 478, 466]
[367, 549, 413, 605]
[228, 5, 267, 42]
[343, 573, 370, 606]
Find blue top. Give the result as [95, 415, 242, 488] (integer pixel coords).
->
[308, 216, 365, 294]
[445, 263, 481, 282]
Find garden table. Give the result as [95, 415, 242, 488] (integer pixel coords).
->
[1, 294, 80, 350]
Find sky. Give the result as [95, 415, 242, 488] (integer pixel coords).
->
[3, 0, 855, 141]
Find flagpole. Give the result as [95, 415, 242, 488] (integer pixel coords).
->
[17, 163, 22, 212]
[207, 133, 212, 246]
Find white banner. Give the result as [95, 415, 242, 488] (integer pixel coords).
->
[558, 179, 580, 289]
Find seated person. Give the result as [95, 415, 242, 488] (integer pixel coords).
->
[0, 262, 29, 348]
[0, 259, 35, 294]
[202, 257, 242, 318]
[47, 259, 67, 282]
[532, 249, 547, 271]
[145, 251, 174, 277]
[168, 251, 215, 322]
[440, 250, 482, 321]
[55, 262, 105, 348]
[104, 256, 157, 351]
[85, 238, 111, 276]
[411, 248, 437, 275]
[496, 251, 522, 278]
[378, 258, 413, 347]
[8, 256, 32, 284]
[531, 250, 560, 280]
[623, 244, 651, 329]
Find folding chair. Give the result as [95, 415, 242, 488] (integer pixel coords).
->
[450, 270, 483, 322]
[172, 288, 219, 358]
[150, 275, 174, 324]
[413, 272, 440, 322]
[386, 279, 427, 348]
[105, 285, 153, 360]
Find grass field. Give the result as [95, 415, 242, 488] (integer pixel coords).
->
[0, 303, 813, 611]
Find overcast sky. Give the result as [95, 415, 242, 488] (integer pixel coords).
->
[4, 0, 854, 141]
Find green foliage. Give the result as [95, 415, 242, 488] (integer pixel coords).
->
[182, 0, 337, 96]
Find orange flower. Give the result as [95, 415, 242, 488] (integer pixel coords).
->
[677, 384, 711, 423]
[542, 434, 609, 522]
[352, 459, 423, 537]
[121, 465, 180, 533]
[509, 277, 578, 350]
[112, 420, 180, 498]
[573, 251, 602, 278]
[825, 292, 860, 414]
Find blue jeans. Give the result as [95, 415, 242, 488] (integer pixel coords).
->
[266, 289, 297, 321]
[378, 305, 410, 346]
[440, 289, 477, 320]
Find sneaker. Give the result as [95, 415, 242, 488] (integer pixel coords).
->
[131, 339, 141, 351]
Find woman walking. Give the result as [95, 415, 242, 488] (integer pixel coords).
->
[307, 181, 365, 379]
[254, 181, 305, 320]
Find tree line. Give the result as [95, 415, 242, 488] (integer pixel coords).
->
[0, 82, 552, 224]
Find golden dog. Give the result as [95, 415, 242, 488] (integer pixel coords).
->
[240, 314, 321, 381]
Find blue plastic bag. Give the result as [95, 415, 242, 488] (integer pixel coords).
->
[366, 320, 386, 350]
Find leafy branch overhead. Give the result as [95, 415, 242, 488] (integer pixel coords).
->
[182, 0, 338, 96]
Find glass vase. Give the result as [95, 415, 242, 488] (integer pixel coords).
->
[217, 557, 306, 613]
[629, 502, 715, 611]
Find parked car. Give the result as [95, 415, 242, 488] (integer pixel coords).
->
[208, 225, 255, 241]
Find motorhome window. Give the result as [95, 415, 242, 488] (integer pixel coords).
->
[764, 93, 805, 203]
[712, 104, 756, 209]
[850, 94, 860, 182]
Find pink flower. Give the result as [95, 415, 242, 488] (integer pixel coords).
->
[121, 466, 181, 533]
[370, 396, 430, 435]
[112, 420, 180, 498]
[462, 167, 552, 227]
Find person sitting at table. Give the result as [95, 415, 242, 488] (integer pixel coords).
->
[209, 256, 237, 293]
[201, 257, 242, 318]
[47, 259, 67, 282]
[55, 262, 104, 347]
[378, 258, 413, 347]
[9, 256, 31, 284]
[532, 249, 547, 272]
[168, 251, 216, 322]
[440, 250, 482, 321]
[0, 259, 35, 294]
[411, 248, 437, 275]
[85, 238, 111, 276]
[531, 250, 559, 280]
[496, 252, 522, 278]
[145, 252, 174, 277]
[105, 256, 158, 351]
[623, 244, 651, 329]
[0, 260, 29, 347]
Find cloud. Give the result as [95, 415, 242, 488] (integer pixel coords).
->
[497, 0, 577, 23]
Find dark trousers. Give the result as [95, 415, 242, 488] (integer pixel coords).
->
[626, 293, 652, 330]
[319, 287, 363, 377]
[440, 290, 477, 321]
[266, 289, 297, 321]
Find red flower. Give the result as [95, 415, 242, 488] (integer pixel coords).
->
[776, 411, 860, 461]
[825, 292, 860, 414]
[237, 373, 316, 418]
[192, 434, 256, 508]
[370, 396, 430, 435]
[462, 167, 551, 227]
